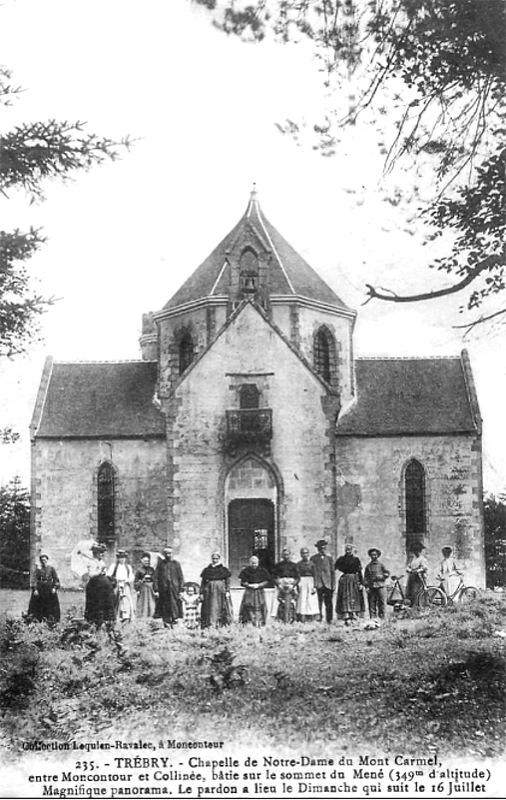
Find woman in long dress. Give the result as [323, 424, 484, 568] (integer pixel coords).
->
[296, 548, 319, 622]
[200, 552, 232, 628]
[28, 554, 61, 622]
[84, 543, 116, 626]
[405, 541, 429, 606]
[335, 544, 364, 626]
[238, 555, 270, 626]
[108, 550, 136, 622]
[134, 553, 157, 618]
[437, 546, 462, 598]
[272, 548, 299, 623]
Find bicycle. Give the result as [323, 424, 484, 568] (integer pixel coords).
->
[388, 574, 446, 611]
[437, 576, 479, 605]
[416, 575, 447, 609]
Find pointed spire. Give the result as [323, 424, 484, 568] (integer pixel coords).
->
[162, 190, 350, 312]
[246, 182, 259, 218]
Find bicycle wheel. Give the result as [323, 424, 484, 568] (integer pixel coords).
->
[460, 587, 479, 603]
[417, 587, 447, 609]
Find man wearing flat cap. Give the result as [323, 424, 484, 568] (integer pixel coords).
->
[311, 539, 335, 623]
[364, 548, 390, 620]
[154, 546, 185, 627]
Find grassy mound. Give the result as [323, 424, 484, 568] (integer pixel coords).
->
[1, 595, 505, 759]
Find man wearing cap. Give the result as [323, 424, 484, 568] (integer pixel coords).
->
[364, 548, 390, 620]
[154, 546, 185, 627]
[311, 539, 335, 623]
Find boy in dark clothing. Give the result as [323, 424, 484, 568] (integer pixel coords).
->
[364, 548, 390, 620]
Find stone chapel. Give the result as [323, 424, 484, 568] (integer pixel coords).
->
[30, 190, 485, 587]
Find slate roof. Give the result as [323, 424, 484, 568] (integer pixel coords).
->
[337, 356, 479, 436]
[164, 190, 350, 311]
[35, 361, 165, 438]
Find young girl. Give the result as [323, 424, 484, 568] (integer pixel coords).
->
[181, 582, 201, 629]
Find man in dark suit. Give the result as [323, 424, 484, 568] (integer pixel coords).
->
[311, 539, 335, 623]
[153, 547, 185, 627]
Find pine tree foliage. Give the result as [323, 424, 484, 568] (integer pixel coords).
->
[0, 477, 30, 589]
[0, 67, 130, 357]
[484, 492, 506, 589]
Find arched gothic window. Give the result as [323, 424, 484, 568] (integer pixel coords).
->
[314, 327, 332, 383]
[405, 459, 426, 551]
[97, 462, 116, 544]
[179, 332, 194, 375]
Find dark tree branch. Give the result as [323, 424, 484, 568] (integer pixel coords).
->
[453, 306, 506, 334]
[364, 252, 505, 304]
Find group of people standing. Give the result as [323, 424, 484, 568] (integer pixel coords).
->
[27, 538, 464, 628]
[251, 540, 391, 627]
[81, 544, 235, 629]
[235, 540, 390, 627]
[83, 544, 186, 627]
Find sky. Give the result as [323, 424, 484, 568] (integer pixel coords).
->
[0, 0, 505, 492]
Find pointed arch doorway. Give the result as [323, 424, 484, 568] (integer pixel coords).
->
[225, 455, 278, 585]
[228, 498, 275, 582]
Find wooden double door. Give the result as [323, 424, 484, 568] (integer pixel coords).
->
[228, 498, 275, 585]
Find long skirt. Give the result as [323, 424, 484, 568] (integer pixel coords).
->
[440, 573, 461, 597]
[136, 582, 157, 618]
[201, 580, 232, 628]
[336, 574, 364, 619]
[85, 575, 116, 625]
[28, 585, 60, 622]
[239, 587, 267, 626]
[405, 572, 424, 605]
[296, 576, 319, 618]
[115, 581, 135, 622]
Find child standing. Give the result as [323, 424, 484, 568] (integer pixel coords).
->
[181, 582, 201, 629]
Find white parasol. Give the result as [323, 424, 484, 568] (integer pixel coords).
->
[70, 540, 97, 579]
[148, 550, 162, 567]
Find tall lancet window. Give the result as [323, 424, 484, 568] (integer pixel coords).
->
[179, 332, 194, 375]
[405, 459, 426, 552]
[314, 327, 332, 383]
[97, 462, 116, 545]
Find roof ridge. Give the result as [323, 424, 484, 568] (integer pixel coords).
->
[254, 202, 296, 294]
[53, 359, 156, 365]
[356, 355, 460, 361]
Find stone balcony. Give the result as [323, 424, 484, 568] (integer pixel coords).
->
[225, 409, 273, 446]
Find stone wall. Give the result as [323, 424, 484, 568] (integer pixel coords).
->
[165, 303, 338, 582]
[32, 438, 167, 587]
[158, 305, 228, 397]
[335, 434, 485, 587]
[271, 303, 355, 407]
